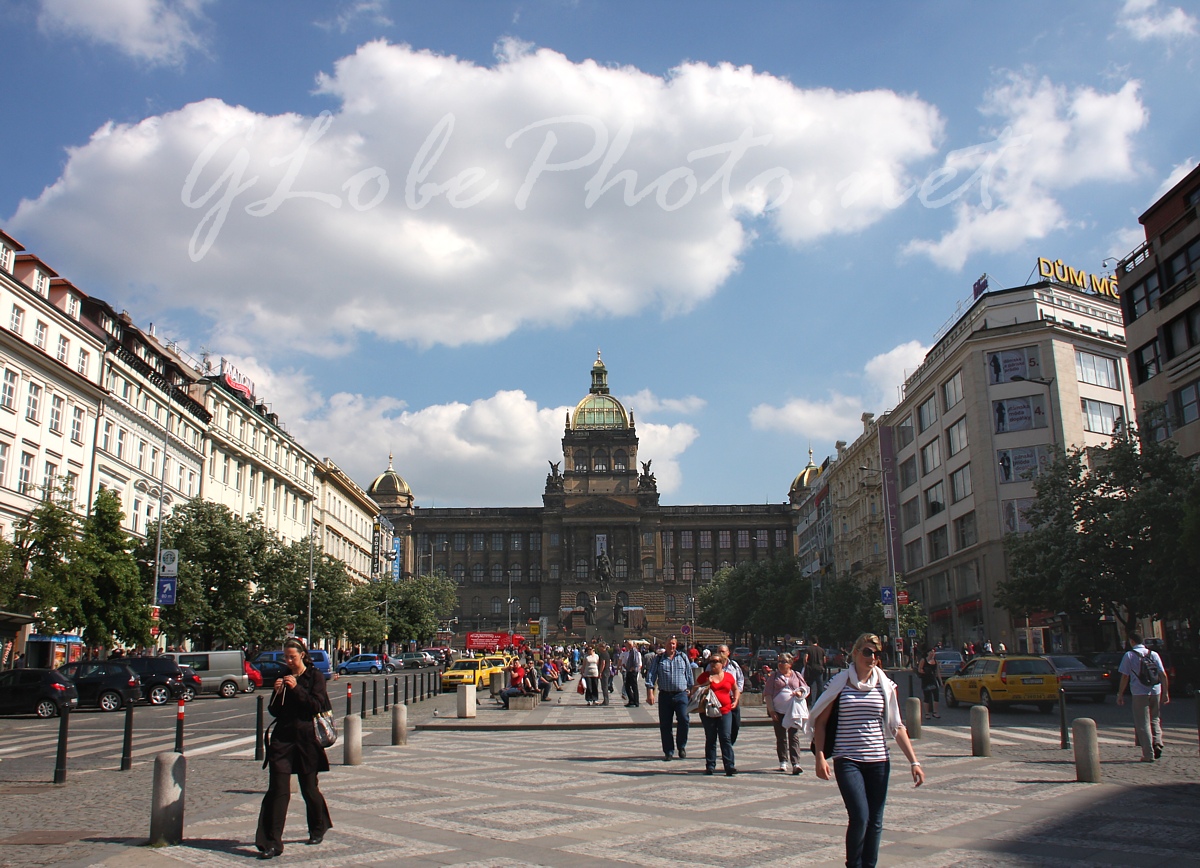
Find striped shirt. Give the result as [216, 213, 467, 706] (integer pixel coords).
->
[831, 685, 889, 763]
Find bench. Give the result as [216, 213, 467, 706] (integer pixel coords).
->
[507, 694, 540, 710]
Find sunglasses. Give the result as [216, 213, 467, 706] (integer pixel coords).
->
[860, 647, 881, 658]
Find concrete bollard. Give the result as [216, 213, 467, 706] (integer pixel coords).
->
[457, 683, 477, 719]
[490, 673, 502, 698]
[149, 752, 186, 847]
[392, 703, 408, 745]
[1072, 718, 1101, 782]
[906, 697, 923, 739]
[343, 714, 362, 766]
[970, 705, 991, 757]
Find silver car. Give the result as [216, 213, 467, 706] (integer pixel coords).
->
[934, 650, 965, 678]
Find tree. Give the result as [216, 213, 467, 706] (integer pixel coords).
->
[1000, 421, 1198, 637]
[76, 488, 151, 648]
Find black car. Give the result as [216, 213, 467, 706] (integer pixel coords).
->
[0, 668, 79, 718]
[122, 656, 185, 705]
[179, 665, 203, 702]
[57, 660, 141, 712]
[253, 660, 290, 690]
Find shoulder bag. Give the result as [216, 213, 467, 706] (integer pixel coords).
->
[315, 709, 338, 748]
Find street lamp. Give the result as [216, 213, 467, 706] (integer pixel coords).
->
[861, 464, 901, 664]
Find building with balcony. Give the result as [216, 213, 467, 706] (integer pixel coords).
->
[1117, 163, 1200, 456]
[315, 458, 383, 584]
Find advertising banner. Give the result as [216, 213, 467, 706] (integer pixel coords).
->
[997, 445, 1052, 484]
[992, 394, 1047, 433]
[987, 347, 1041, 384]
[465, 631, 510, 650]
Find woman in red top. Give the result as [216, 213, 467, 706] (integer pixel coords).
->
[692, 654, 740, 776]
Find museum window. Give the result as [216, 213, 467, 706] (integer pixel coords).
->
[574, 450, 587, 471]
[529, 564, 541, 582]
[700, 561, 712, 581]
[615, 557, 628, 578]
[510, 564, 522, 582]
[452, 564, 465, 583]
[510, 533, 522, 550]
[613, 450, 628, 471]
[529, 596, 541, 615]
[471, 596, 482, 614]
[680, 530, 693, 548]
[718, 530, 731, 549]
[491, 564, 503, 582]
[642, 560, 654, 579]
[682, 561, 694, 583]
[491, 533, 504, 551]
[472, 532, 484, 551]
[453, 532, 466, 551]
[529, 533, 541, 551]
[699, 530, 712, 548]
[665, 595, 677, 617]
[575, 558, 588, 579]
[551, 533, 561, 547]
[663, 562, 675, 581]
[593, 450, 608, 471]
[775, 529, 787, 547]
[470, 564, 484, 582]
[550, 563, 560, 580]
[737, 529, 750, 548]
[661, 531, 673, 549]
[491, 597, 502, 615]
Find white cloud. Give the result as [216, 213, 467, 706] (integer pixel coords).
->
[904, 73, 1147, 270]
[225, 357, 698, 506]
[1117, 0, 1197, 42]
[749, 340, 928, 442]
[1151, 158, 1199, 201]
[622, 388, 706, 417]
[9, 41, 942, 355]
[37, 0, 212, 66]
[315, 1, 393, 34]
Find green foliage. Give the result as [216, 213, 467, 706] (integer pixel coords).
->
[76, 488, 151, 647]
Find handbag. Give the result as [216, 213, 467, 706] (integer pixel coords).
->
[577, 678, 585, 695]
[686, 686, 706, 715]
[315, 709, 338, 748]
[704, 688, 723, 718]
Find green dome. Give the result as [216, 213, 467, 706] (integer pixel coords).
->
[572, 393, 629, 429]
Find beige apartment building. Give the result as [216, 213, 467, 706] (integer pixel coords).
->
[315, 458, 385, 584]
[887, 277, 1133, 655]
[1118, 163, 1200, 456]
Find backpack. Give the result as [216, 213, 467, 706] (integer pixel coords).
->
[1135, 650, 1162, 687]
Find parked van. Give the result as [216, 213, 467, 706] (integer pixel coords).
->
[165, 650, 251, 698]
[254, 648, 333, 680]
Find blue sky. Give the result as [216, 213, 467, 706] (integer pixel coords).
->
[1, 0, 1196, 508]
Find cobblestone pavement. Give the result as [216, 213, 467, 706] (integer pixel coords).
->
[0, 687, 1197, 867]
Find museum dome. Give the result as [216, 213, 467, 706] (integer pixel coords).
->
[789, 449, 821, 497]
[367, 454, 411, 498]
[571, 352, 630, 430]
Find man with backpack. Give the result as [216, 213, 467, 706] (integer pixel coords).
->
[1116, 632, 1170, 762]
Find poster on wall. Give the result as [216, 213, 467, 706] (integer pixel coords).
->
[996, 445, 1053, 484]
[987, 347, 1041, 384]
[1002, 498, 1036, 534]
[993, 395, 1047, 433]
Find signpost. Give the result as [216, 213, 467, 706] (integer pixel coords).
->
[897, 590, 909, 606]
[680, 625, 691, 635]
[155, 549, 178, 607]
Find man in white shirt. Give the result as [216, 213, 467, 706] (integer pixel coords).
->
[1116, 632, 1170, 762]
[622, 640, 642, 707]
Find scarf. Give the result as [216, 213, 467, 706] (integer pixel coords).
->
[802, 665, 904, 743]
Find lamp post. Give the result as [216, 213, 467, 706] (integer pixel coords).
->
[861, 464, 901, 665]
[306, 523, 315, 645]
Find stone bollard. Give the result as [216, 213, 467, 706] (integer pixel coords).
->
[457, 683, 477, 719]
[392, 703, 408, 745]
[149, 752, 186, 847]
[970, 705, 991, 757]
[490, 673, 503, 699]
[906, 697, 923, 739]
[343, 714, 362, 766]
[1072, 718, 1101, 782]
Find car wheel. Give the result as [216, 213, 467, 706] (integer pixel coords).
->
[36, 699, 59, 718]
[148, 684, 170, 705]
[370, 666, 380, 674]
[385, 665, 395, 674]
[220, 680, 239, 699]
[945, 684, 959, 708]
[99, 690, 123, 712]
[182, 686, 196, 702]
[338, 668, 347, 675]
[979, 688, 994, 711]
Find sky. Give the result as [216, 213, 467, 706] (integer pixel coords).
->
[0, 0, 1196, 508]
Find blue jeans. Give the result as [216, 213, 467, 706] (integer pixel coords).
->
[833, 757, 890, 868]
[701, 712, 735, 771]
[656, 690, 689, 755]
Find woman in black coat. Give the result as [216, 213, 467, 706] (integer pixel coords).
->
[254, 638, 333, 859]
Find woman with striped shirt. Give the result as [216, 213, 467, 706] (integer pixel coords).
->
[806, 633, 923, 868]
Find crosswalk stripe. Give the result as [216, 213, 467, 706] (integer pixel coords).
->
[185, 734, 258, 756]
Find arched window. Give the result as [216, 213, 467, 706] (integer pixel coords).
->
[615, 557, 628, 578]
[529, 596, 541, 615]
[491, 564, 503, 581]
[510, 563, 523, 582]
[642, 559, 655, 579]
[682, 561, 694, 583]
[576, 591, 589, 607]
[719, 560, 731, 571]
[593, 450, 608, 471]
[700, 561, 713, 581]
[452, 563, 465, 583]
[573, 449, 588, 472]
[472, 563, 484, 583]
[614, 449, 628, 471]
[529, 563, 542, 582]
[665, 594, 677, 617]
[471, 596, 482, 614]
[490, 596, 502, 614]
[575, 558, 589, 580]
[663, 562, 675, 581]
[617, 591, 629, 607]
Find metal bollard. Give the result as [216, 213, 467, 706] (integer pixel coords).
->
[418, 672, 424, 701]
[149, 752, 186, 846]
[392, 703, 408, 745]
[383, 677, 389, 711]
[404, 676, 410, 705]
[53, 705, 70, 784]
[970, 704, 991, 757]
[343, 714, 362, 765]
[174, 698, 185, 754]
[906, 696, 923, 739]
[346, 682, 352, 717]
[1058, 687, 1070, 749]
[255, 695, 265, 762]
[1072, 718, 1101, 782]
[373, 679, 378, 716]
[121, 703, 135, 771]
[361, 682, 367, 718]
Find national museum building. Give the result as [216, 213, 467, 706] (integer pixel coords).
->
[368, 355, 792, 640]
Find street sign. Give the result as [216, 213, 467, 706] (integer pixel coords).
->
[158, 549, 178, 577]
[880, 586, 895, 606]
[680, 625, 691, 635]
[897, 590, 909, 605]
[895, 637, 904, 651]
[155, 577, 177, 606]
[529, 623, 540, 636]
[883, 603, 895, 619]
[907, 628, 918, 638]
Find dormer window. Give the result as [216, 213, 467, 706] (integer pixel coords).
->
[0, 244, 12, 272]
[34, 271, 49, 297]
[66, 295, 80, 319]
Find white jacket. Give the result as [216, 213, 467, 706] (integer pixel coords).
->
[802, 667, 905, 744]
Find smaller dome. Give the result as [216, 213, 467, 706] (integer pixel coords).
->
[789, 449, 820, 495]
[368, 454, 411, 497]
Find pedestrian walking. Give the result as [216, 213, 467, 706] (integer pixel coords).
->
[717, 644, 745, 743]
[807, 633, 923, 868]
[646, 636, 694, 760]
[764, 652, 808, 774]
[917, 646, 942, 719]
[581, 646, 601, 705]
[805, 637, 826, 698]
[692, 653, 739, 776]
[1116, 632, 1170, 762]
[622, 640, 642, 707]
[255, 638, 332, 860]
[597, 641, 612, 705]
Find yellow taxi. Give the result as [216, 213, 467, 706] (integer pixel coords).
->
[944, 655, 1060, 713]
[440, 658, 505, 690]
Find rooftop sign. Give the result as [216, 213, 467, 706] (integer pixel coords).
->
[1036, 257, 1119, 299]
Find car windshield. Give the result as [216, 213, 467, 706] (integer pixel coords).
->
[1004, 659, 1054, 676]
[450, 661, 479, 671]
[1048, 656, 1087, 669]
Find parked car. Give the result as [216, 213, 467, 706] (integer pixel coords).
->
[253, 660, 290, 690]
[420, 647, 452, 665]
[164, 650, 251, 697]
[178, 665, 203, 702]
[57, 660, 141, 712]
[338, 654, 393, 675]
[824, 648, 849, 669]
[934, 650, 966, 678]
[1086, 651, 1125, 686]
[1041, 655, 1111, 702]
[254, 649, 333, 680]
[440, 658, 503, 690]
[122, 656, 185, 705]
[395, 652, 434, 669]
[731, 647, 754, 669]
[0, 668, 79, 718]
[752, 649, 779, 670]
[944, 655, 1059, 712]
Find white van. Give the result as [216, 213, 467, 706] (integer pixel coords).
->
[165, 650, 251, 697]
